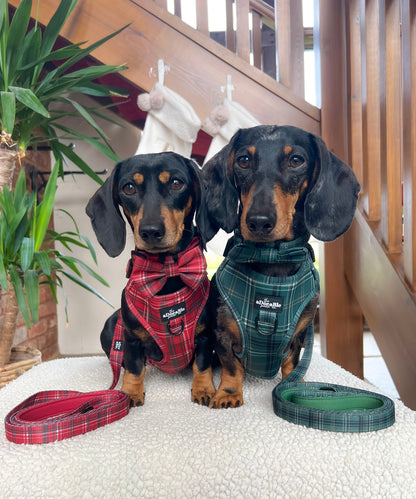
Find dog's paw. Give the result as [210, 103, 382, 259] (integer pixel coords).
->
[209, 389, 243, 409]
[191, 366, 215, 406]
[191, 385, 216, 406]
[128, 391, 145, 407]
[121, 369, 145, 407]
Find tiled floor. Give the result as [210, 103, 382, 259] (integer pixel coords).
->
[363, 332, 400, 399]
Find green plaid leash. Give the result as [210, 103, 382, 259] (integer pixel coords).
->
[272, 321, 395, 432]
[219, 234, 395, 432]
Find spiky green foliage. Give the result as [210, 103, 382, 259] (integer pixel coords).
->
[0, 0, 128, 183]
[0, 165, 112, 328]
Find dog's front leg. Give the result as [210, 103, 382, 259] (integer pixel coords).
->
[209, 303, 244, 409]
[209, 358, 244, 409]
[191, 324, 215, 406]
[281, 293, 319, 379]
[122, 329, 146, 407]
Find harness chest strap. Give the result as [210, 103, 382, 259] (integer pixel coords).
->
[217, 236, 395, 432]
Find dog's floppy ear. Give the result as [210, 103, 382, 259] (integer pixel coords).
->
[304, 135, 360, 241]
[201, 133, 240, 240]
[85, 164, 126, 257]
[182, 157, 211, 249]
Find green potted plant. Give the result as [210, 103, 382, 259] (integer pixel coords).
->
[0, 0, 128, 373]
[0, 163, 111, 377]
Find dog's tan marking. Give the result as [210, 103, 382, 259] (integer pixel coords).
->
[184, 196, 193, 217]
[281, 356, 296, 379]
[240, 185, 299, 242]
[270, 185, 299, 241]
[300, 179, 309, 198]
[159, 204, 185, 251]
[122, 367, 146, 406]
[284, 145, 293, 156]
[191, 363, 216, 405]
[133, 326, 151, 342]
[248, 145, 256, 156]
[209, 361, 244, 409]
[158, 171, 170, 184]
[239, 185, 255, 240]
[129, 207, 144, 247]
[216, 303, 243, 354]
[134, 173, 144, 185]
[225, 316, 241, 340]
[281, 294, 319, 379]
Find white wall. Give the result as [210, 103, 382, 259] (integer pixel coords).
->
[54, 96, 141, 355]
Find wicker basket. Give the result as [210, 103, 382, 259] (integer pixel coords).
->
[0, 346, 42, 389]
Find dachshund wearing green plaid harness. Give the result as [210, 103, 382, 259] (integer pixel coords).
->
[202, 125, 360, 409]
[86, 152, 215, 407]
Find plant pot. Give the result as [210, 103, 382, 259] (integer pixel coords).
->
[0, 346, 42, 389]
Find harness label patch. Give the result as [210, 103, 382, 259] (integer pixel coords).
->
[160, 302, 187, 322]
[113, 339, 124, 351]
[255, 294, 283, 312]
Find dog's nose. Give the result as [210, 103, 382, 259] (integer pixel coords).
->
[246, 215, 274, 236]
[139, 222, 165, 243]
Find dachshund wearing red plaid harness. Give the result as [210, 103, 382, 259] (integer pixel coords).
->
[86, 152, 215, 407]
[202, 125, 360, 409]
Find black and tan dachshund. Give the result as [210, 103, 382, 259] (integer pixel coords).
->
[202, 125, 360, 409]
[86, 152, 215, 406]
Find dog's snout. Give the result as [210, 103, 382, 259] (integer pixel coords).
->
[246, 214, 275, 236]
[139, 222, 165, 243]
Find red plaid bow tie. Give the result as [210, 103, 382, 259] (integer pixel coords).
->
[127, 237, 206, 298]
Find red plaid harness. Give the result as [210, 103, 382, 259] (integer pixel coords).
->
[5, 238, 209, 444]
[110, 237, 209, 386]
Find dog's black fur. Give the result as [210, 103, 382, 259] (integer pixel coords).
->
[86, 152, 215, 406]
[202, 125, 360, 409]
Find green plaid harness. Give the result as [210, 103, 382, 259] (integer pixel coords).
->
[215, 237, 319, 379]
[215, 234, 395, 432]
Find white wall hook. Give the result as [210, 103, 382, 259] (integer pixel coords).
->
[148, 59, 170, 86]
[221, 74, 234, 101]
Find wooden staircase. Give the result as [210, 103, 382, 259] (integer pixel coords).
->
[10, 0, 319, 133]
[10, 0, 416, 409]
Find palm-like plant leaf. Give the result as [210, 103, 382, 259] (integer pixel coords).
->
[0, 167, 112, 330]
[34, 161, 59, 251]
[24, 268, 39, 323]
[0, 90, 15, 132]
[1, 0, 128, 168]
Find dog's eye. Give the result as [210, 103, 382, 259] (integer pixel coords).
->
[170, 178, 184, 191]
[290, 155, 305, 168]
[122, 183, 136, 195]
[237, 155, 250, 169]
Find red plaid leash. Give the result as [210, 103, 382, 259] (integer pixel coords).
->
[5, 390, 130, 444]
[5, 335, 128, 444]
[109, 313, 125, 389]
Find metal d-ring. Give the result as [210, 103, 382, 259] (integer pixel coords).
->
[166, 320, 184, 335]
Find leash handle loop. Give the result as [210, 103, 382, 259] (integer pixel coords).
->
[272, 323, 395, 432]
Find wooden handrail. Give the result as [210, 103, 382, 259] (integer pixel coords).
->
[347, 0, 415, 291]
[342, 0, 416, 408]
[159, 0, 309, 100]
